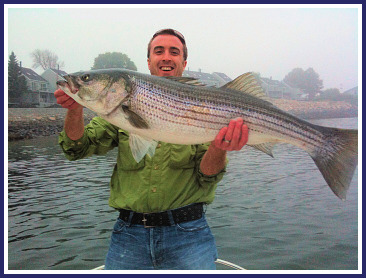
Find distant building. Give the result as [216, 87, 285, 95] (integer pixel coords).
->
[183, 69, 232, 87]
[343, 86, 358, 96]
[260, 77, 304, 100]
[20, 67, 54, 107]
[41, 68, 68, 96]
[182, 69, 303, 100]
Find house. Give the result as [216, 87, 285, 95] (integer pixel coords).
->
[343, 86, 358, 96]
[20, 67, 54, 107]
[260, 77, 304, 100]
[41, 68, 68, 96]
[212, 72, 232, 87]
[183, 69, 232, 87]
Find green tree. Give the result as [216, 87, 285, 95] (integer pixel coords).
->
[283, 67, 323, 100]
[91, 52, 137, 70]
[8, 51, 30, 105]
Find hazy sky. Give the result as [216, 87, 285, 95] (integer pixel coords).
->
[6, 5, 360, 91]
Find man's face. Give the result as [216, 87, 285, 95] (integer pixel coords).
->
[148, 34, 187, 77]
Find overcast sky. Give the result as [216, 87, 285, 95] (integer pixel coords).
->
[6, 5, 360, 91]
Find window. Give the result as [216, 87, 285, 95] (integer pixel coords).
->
[40, 83, 48, 91]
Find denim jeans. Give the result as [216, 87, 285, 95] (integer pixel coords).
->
[104, 213, 218, 270]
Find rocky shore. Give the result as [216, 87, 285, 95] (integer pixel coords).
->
[8, 100, 357, 141]
[8, 108, 97, 141]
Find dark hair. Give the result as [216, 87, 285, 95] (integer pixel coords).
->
[147, 28, 188, 61]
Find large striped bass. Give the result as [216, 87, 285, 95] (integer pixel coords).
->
[56, 69, 358, 200]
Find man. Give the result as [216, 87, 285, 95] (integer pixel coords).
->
[54, 28, 248, 270]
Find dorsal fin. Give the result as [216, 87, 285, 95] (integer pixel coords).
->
[163, 76, 207, 86]
[221, 72, 272, 103]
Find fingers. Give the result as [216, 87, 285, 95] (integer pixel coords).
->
[54, 89, 81, 110]
[54, 88, 66, 98]
[213, 118, 249, 151]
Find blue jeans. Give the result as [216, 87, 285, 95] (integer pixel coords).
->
[104, 213, 218, 270]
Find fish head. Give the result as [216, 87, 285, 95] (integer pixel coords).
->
[56, 69, 130, 115]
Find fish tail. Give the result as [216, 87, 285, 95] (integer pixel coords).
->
[311, 127, 358, 200]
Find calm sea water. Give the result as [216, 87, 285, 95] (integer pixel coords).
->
[7, 118, 359, 271]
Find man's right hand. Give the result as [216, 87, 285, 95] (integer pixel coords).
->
[54, 89, 82, 110]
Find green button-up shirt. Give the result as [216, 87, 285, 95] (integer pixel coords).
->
[58, 116, 226, 213]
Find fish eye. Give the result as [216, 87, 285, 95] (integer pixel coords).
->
[81, 74, 90, 82]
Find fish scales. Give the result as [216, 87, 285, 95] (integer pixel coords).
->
[131, 74, 324, 149]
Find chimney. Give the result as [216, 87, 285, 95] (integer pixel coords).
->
[20, 61, 22, 68]
[199, 68, 201, 73]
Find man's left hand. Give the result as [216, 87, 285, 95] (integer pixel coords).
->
[212, 118, 248, 151]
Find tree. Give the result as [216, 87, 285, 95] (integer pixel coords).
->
[31, 49, 65, 70]
[8, 51, 30, 105]
[91, 52, 137, 71]
[316, 88, 357, 107]
[283, 67, 323, 100]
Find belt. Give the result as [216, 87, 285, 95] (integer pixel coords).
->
[118, 203, 204, 228]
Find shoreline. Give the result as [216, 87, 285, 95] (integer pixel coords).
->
[7, 100, 358, 141]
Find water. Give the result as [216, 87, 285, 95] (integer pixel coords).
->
[7, 118, 359, 271]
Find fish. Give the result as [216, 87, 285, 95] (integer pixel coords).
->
[56, 68, 358, 200]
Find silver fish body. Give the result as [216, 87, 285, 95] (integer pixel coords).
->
[57, 69, 358, 200]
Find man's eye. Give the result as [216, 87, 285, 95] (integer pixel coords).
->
[81, 74, 90, 82]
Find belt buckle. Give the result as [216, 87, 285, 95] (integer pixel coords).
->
[142, 213, 155, 228]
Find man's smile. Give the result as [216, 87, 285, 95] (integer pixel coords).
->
[160, 66, 174, 71]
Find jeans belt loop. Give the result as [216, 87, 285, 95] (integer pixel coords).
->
[166, 210, 175, 226]
[126, 211, 134, 227]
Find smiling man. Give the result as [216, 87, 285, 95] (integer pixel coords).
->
[55, 28, 248, 270]
[147, 30, 187, 77]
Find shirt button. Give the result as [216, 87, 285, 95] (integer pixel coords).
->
[71, 143, 75, 146]
[157, 143, 162, 148]
[152, 187, 157, 193]
[154, 165, 159, 170]
[77, 141, 82, 145]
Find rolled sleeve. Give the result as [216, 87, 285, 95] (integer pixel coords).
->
[58, 117, 120, 161]
[194, 143, 227, 188]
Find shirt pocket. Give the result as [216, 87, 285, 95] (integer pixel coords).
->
[169, 144, 196, 169]
[117, 130, 145, 170]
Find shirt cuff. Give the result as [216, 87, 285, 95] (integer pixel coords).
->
[59, 130, 88, 150]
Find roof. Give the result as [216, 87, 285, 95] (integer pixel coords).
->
[20, 67, 48, 82]
[183, 70, 217, 81]
[343, 86, 358, 95]
[212, 72, 232, 82]
[261, 77, 283, 86]
[49, 68, 68, 76]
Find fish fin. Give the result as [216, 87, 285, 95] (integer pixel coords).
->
[122, 105, 149, 129]
[129, 134, 158, 163]
[221, 72, 273, 103]
[249, 143, 276, 158]
[310, 127, 358, 200]
[164, 76, 207, 86]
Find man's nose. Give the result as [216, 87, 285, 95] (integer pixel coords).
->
[161, 50, 171, 61]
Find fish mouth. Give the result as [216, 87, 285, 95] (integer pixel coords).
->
[56, 75, 79, 94]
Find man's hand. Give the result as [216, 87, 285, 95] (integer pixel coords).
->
[212, 118, 248, 151]
[54, 89, 82, 110]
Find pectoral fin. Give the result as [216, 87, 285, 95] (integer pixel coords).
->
[122, 105, 149, 129]
[129, 133, 158, 163]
